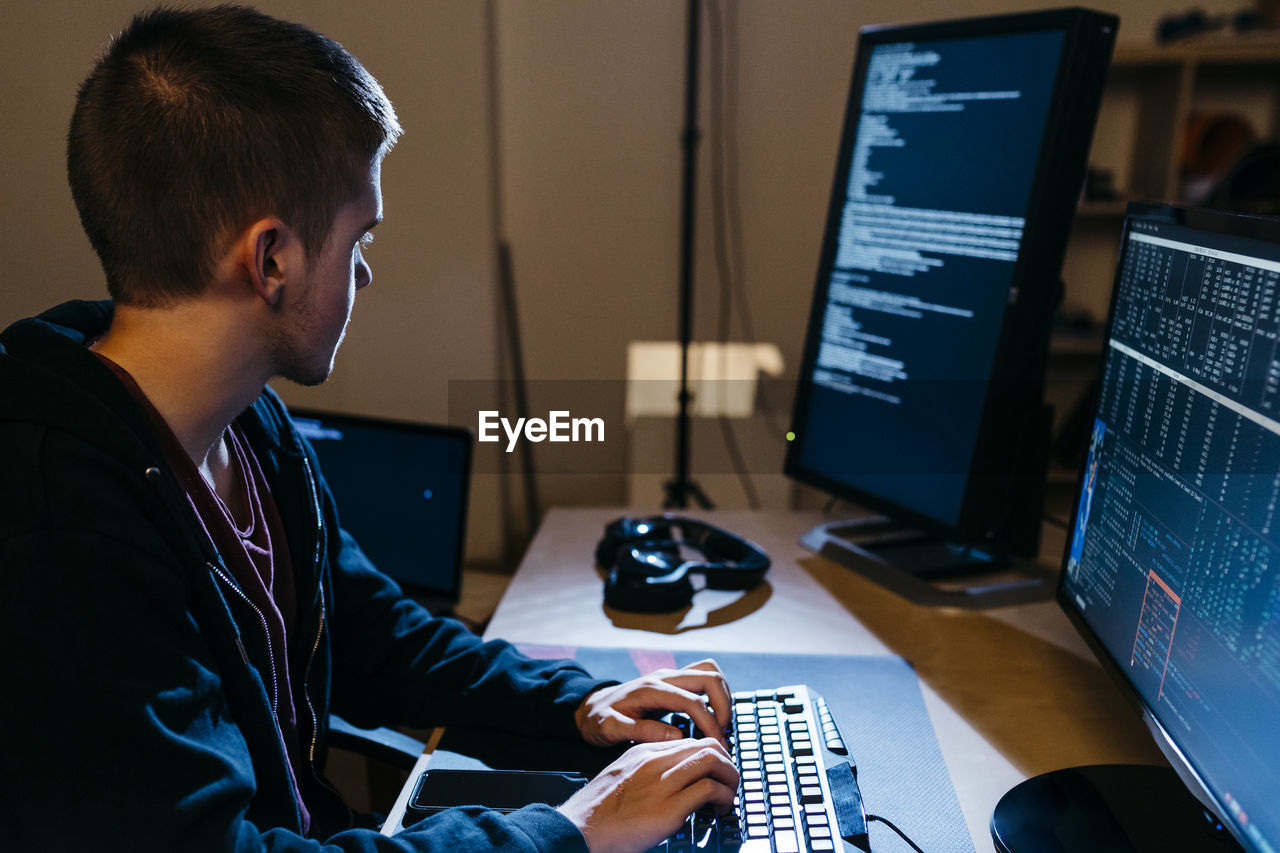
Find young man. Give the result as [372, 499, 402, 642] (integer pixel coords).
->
[0, 7, 736, 852]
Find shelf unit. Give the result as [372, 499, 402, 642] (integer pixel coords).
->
[1062, 35, 1280, 321]
[1048, 37, 1280, 492]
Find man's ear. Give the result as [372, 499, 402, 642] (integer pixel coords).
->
[242, 218, 299, 308]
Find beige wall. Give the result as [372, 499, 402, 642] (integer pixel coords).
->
[0, 1, 1240, 562]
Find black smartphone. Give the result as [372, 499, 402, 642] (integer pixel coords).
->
[405, 768, 590, 820]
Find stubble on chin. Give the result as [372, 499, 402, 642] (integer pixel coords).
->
[268, 322, 339, 388]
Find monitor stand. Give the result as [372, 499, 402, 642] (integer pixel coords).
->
[799, 515, 1056, 609]
[991, 765, 1245, 852]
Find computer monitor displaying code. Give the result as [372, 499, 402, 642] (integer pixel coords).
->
[802, 26, 1067, 523]
[788, 10, 1115, 559]
[787, 10, 1115, 565]
[291, 409, 472, 602]
[1061, 205, 1280, 853]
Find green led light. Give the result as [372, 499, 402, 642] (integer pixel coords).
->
[786, 431, 796, 442]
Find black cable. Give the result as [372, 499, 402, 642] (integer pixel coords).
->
[706, 0, 759, 509]
[484, 0, 540, 555]
[724, 0, 788, 440]
[710, 1, 790, 444]
[867, 813, 927, 853]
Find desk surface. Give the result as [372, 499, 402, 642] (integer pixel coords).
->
[478, 507, 1166, 853]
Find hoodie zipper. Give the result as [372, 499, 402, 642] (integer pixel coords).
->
[208, 559, 304, 832]
[208, 562, 278, 715]
[298, 453, 353, 821]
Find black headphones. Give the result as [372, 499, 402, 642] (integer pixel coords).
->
[595, 515, 770, 612]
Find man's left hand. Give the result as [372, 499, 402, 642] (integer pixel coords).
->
[574, 658, 732, 749]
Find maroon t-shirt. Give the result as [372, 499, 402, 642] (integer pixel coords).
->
[93, 354, 312, 833]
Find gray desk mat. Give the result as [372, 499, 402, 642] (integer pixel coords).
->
[430, 645, 975, 853]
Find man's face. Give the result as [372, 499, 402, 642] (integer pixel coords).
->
[273, 160, 383, 386]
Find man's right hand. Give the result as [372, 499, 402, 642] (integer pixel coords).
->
[556, 737, 739, 853]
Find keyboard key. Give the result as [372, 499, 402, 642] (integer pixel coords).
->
[808, 825, 832, 839]
[799, 786, 824, 804]
[810, 840, 835, 852]
[774, 817, 795, 830]
[774, 829, 800, 853]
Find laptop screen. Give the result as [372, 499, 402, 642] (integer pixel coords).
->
[290, 408, 472, 602]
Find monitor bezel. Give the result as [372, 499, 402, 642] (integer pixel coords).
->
[289, 406, 474, 603]
[1056, 202, 1280, 853]
[785, 8, 1116, 549]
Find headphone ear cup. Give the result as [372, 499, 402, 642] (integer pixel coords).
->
[603, 544, 696, 612]
[594, 517, 632, 568]
[605, 568, 695, 612]
[595, 534, 620, 569]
